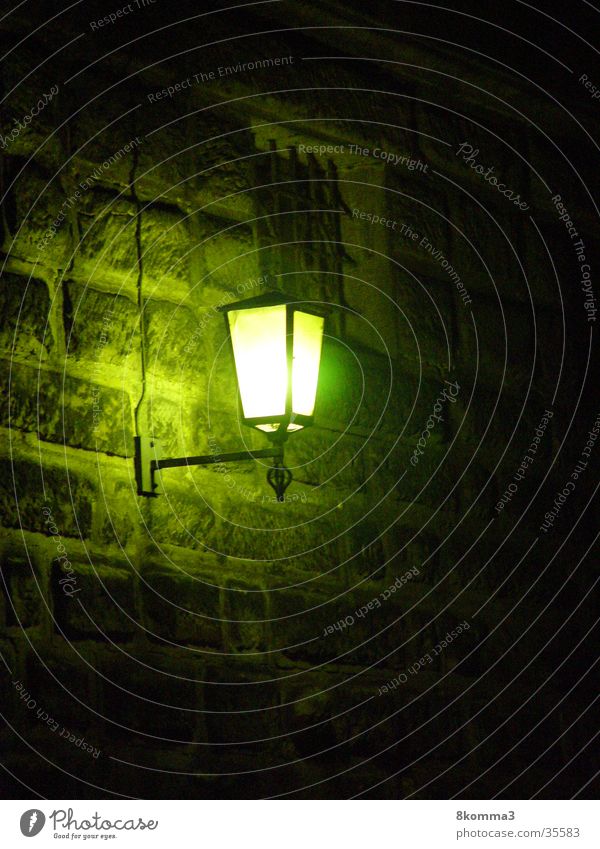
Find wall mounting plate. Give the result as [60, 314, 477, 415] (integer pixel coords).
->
[134, 436, 162, 497]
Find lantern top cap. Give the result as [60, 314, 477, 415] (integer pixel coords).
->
[218, 289, 328, 316]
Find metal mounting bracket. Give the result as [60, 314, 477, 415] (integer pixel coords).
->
[135, 436, 163, 497]
[134, 436, 288, 498]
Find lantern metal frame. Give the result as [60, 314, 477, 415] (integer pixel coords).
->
[135, 290, 326, 502]
[218, 290, 326, 436]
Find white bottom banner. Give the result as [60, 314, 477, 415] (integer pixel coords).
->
[0, 800, 598, 848]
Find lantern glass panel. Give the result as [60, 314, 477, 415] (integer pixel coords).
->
[292, 311, 324, 418]
[227, 304, 287, 420]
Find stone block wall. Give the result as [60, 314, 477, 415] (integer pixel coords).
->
[0, 1, 598, 798]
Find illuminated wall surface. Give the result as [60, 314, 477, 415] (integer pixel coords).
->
[0, 1, 598, 799]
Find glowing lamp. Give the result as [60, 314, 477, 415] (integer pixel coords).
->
[135, 290, 326, 502]
[219, 291, 325, 440]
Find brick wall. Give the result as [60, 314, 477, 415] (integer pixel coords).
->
[1, 1, 598, 798]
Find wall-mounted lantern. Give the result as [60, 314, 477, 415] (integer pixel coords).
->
[135, 291, 326, 502]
